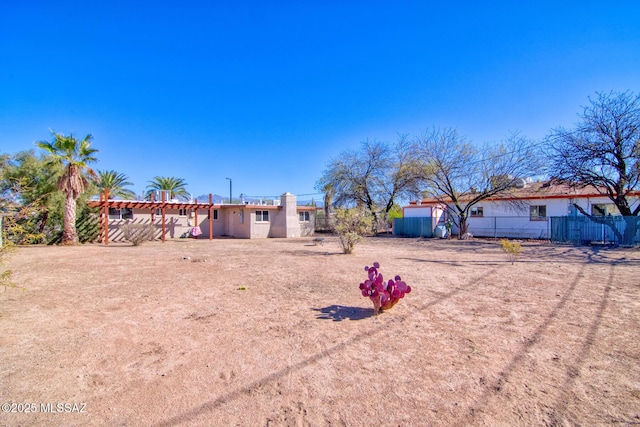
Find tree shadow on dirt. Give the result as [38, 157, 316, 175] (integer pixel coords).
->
[280, 250, 343, 257]
[154, 267, 502, 427]
[546, 264, 614, 424]
[312, 305, 375, 321]
[468, 262, 616, 424]
[398, 244, 640, 266]
[398, 257, 502, 266]
[153, 259, 628, 426]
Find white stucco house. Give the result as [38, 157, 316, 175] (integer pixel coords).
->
[401, 181, 640, 240]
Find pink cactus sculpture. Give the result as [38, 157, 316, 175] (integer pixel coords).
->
[359, 262, 411, 314]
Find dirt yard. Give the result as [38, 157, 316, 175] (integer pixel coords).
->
[1, 236, 639, 426]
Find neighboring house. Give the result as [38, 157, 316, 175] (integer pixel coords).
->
[88, 192, 317, 243]
[401, 181, 640, 240]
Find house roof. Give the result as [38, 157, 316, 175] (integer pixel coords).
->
[407, 181, 640, 206]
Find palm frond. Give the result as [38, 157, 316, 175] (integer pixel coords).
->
[97, 170, 136, 199]
[145, 176, 189, 199]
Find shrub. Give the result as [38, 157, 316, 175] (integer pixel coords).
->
[121, 223, 155, 246]
[0, 244, 13, 292]
[332, 208, 372, 254]
[0, 231, 21, 293]
[444, 218, 454, 239]
[500, 239, 522, 264]
[359, 261, 411, 314]
[2, 204, 46, 245]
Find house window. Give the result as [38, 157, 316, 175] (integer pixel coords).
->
[208, 209, 219, 220]
[239, 210, 244, 224]
[591, 203, 617, 216]
[155, 208, 162, 216]
[179, 208, 188, 216]
[530, 205, 547, 221]
[299, 211, 310, 222]
[121, 208, 133, 220]
[109, 208, 133, 220]
[256, 210, 269, 222]
[108, 208, 121, 220]
[470, 207, 483, 217]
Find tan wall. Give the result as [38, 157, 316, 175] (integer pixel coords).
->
[268, 206, 287, 238]
[107, 217, 158, 242]
[223, 207, 251, 238]
[269, 193, 302, 238]
[106, 208, 224, 241]
[249, 209, 273, 238]
[299, 212, 315, 237]
[103, 202, 316, 241]
[282, 193, 301, 238]
[191, 208, 225, 238]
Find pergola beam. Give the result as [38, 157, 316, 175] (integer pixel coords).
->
[90, 191, 219, 245]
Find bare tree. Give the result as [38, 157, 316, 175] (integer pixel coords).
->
[413, 127, 542, 237]
[546, 91, 640, 244]
[316, 137, 421, 224]
[546, 91, 640, 215]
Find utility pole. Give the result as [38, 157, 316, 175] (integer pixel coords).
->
[225, 178, 232, 204]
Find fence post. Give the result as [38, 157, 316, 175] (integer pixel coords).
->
[547, 217, 550, 241]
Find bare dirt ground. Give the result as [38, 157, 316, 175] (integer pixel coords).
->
[1, 236, 639, 426]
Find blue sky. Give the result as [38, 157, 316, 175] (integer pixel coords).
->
[1, 1, 639, 201]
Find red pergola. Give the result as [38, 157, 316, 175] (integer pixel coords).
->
[88, 190, 219, 245]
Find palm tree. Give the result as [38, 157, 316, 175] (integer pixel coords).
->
[145, 176, 189, 200]
[37, 132, 98, 245]
[96, 170, 136, 200]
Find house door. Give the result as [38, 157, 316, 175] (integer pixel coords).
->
[227, 211, 233, 237]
